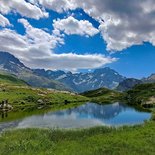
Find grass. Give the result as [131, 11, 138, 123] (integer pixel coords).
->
[0, 85, 88, 123]
[0, 85, 88, 111]
[0, 73, 89, 121]
[0, 73, 27, 86]
[1, 73, 155, 155]
[81, 87, 122, 104]
[124, 83, 155, 107]
[0, 121, 155, 155]
[0, 72, 85, 111]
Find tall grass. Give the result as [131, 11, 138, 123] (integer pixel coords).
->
[0, 121, 155, 155]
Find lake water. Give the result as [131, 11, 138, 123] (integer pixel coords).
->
[0, 102, 151, 131]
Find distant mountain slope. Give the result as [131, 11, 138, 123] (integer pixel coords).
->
[81, 87, 122, 103]
[0, 72, 27, 86]
[142, 74, 155, 83]
[34, 67, 126, 93]
[0, 52, 69, 91]
[116, 78, 142, 92]
[0, 51, 127, 92]
[0, 51, 30, 73]
[124, 83, 155, 108]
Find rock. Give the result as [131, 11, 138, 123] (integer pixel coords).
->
[37, 99, 44, 105]
[0, 103, 13, 110]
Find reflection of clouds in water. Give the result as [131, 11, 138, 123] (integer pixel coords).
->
[17, 114, 107, 129]
[51, 102, 126, 120]
[16, 102, 151, 129]
[0, 120, 20, 132]
[0, 102, 151, 131]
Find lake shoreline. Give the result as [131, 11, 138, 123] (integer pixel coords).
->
[1, 120, 155, 155]
[0, 102, 152, 132]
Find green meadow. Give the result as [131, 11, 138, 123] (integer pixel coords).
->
[0, 121, 155, 155]
[0, 73, 155, 155]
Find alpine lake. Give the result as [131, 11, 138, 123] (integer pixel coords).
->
[0, 102, 151, 132]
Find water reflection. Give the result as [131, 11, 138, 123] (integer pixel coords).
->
[51, 102, 127, 120]
[0, 102, 151, 131]
[0, 111, 8, 119]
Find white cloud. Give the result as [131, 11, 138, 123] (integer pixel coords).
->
[0, 19, 116, 70]
[34, 0, 155, 51]
[35, 0, 76, 13]
[1, 0, 153, 69]
[0, 18, 64, 60]
[24, 53, 116, 71]
[2, 0, 154, 51]
[53, 16, 99, 37]
[0, 0, 48, 19]
[18, 18, 64, 54]
[2, 0, 155, 52]
[75, 0, 155, 51]
[0, 14, 11, 27]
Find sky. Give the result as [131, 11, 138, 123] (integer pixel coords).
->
[0, 0, 155, 79]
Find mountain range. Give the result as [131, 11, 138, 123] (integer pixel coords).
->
[0, 52, 68, 91]
[33, 68, 126, 92]
[0, 51, 154, 92]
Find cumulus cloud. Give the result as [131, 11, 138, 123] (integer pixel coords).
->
[1, 0, 153, 70]
[0, 19, 116, 70]
[33, 0, 155, 51]
[53, 16, 99, 37]
[24, 53, 116, 71]
[73, 0, 155, 51]
[30, 0, 76, 13]
[1, 0, 154, 51]
[18, 18, 64, 54]
[0, 0, 48, 19]
[2, 0, 154, 52]
[0, 14, 11, 27]
[0, 18, 64, 61]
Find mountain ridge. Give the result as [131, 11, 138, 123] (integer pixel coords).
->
[116, 78, 143, 92]
[34, 67, 126, 92]
[1, 51, 155, 93]
[0, 51, 69, 91]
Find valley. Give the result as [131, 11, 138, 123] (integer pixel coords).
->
[0, 51, 155, 155]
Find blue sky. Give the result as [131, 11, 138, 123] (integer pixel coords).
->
[0, 0, 155, 79]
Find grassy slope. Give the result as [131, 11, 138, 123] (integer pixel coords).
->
[0, 121, 155, 155]
[0, 73, 88, 112]
[0, 86, 88, 111]
[124, 83, 155, 106]
[81, 87, 122, 103]
[0, 73, 27, 86]
[0, 73, 88, 122]
[18, 71, 70, 91]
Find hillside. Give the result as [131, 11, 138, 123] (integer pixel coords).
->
[0, 74, 88, 113]
[143, 74, 155, 83]
[0, 52, 69, 91]
[124, 83, 155, 108]
[0, 72, 27, 86]
[81, 87, 122, 103]
[116, 78, 142, 92]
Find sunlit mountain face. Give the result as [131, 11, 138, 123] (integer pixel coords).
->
[0, 0, 155, 79]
